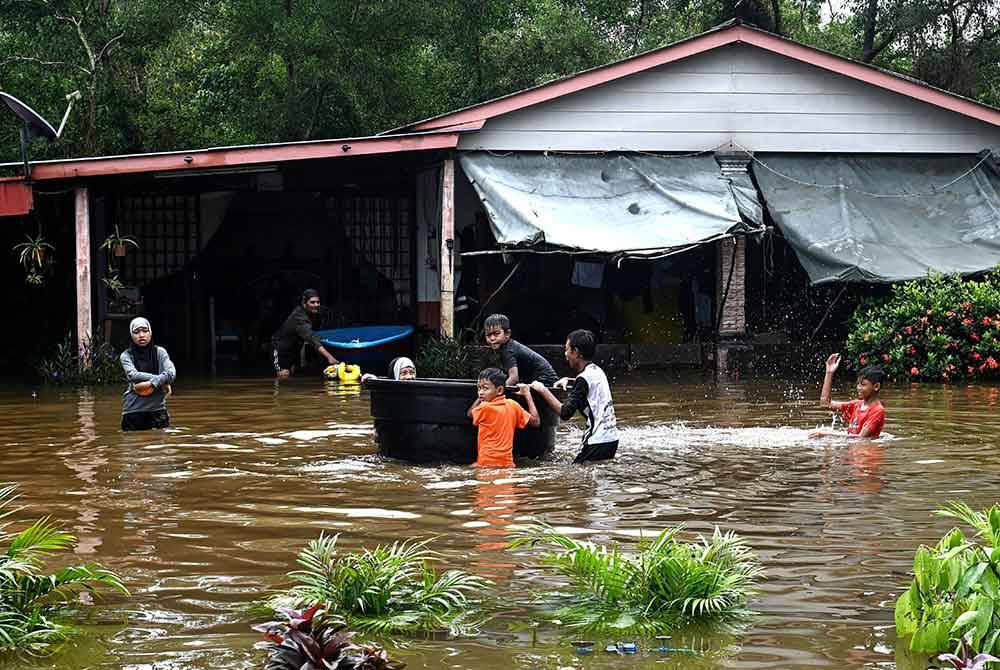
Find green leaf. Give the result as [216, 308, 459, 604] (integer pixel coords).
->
[974, 597, 993, 642]
[911, 619, 953, 652]
[981, 566, 1000, 599]
[895, 588, 917, 635]
[950, 609, 979, 633]
[982, 628, 1000, 654]
[958, 563, 990, 597]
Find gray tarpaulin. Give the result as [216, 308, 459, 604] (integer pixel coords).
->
[458, 152, 763, 255]
[754, 154, 1000, 284]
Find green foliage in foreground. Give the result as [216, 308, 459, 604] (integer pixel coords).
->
[0, 484, 128, 655]
[895, 502, 1000, 657]
[846, 272, 1000, 382]
[36, 333, 122, 387]
[508, 522, 763, 634]
[267, 533, 491, 636]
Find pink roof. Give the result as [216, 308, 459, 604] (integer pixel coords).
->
[2, 130, 460, 182]
[393, 21, 1000, 133]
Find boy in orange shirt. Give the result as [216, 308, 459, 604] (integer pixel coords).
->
[468, 368, 540, 468]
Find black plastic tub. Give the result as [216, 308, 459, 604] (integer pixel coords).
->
[368, 378, 561, 464]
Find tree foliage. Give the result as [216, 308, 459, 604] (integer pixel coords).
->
[2, 0, 998, 164]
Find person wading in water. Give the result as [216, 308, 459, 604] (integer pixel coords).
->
[271, 289, 339, 378]
[119, 317, 176, 431]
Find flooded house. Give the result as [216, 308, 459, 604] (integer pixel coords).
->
[2, 20, 999, 376]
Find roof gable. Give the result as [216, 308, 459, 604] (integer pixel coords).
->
[395, 22, 1000, 134]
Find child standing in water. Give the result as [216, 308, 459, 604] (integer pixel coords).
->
[531, 329, 619, 463]
[120, 317, 176, 431]
[468, 367, 539, 468]
[811, 353, 885, 438]
[484, 314, 558, 387]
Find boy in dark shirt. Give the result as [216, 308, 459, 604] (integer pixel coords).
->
[484, 313, 558, 387]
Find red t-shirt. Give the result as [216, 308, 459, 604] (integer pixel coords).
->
[840, 399, 885, 438]
[471, 397, 531, 468]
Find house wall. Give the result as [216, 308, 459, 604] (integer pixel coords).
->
[459, 44, 1000, 153]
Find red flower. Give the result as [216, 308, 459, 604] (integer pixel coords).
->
[972, 352, 982, 360]
[983, 317, 992, 326]
[904, 326, 913, 335]
[907, 347, 917, 355]
[920, 317, 929, 325]
[936, 326, 943, 333]
[910, 366, 920, 376]
[943, 373, 950, 381]
[894, 334, 902, 341]
[969, 366, 976, 374]
[971, 333, 981, 341]
[988, 357, 999, 370]
[860, 355, 868, 365]
[979, 364, 987, 374]
[947, 364, 956, 371]
[883, 354, 890, 361]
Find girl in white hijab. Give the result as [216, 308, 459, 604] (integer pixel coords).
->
[119, 317, 177, 431]
[361, 356, 417, 383]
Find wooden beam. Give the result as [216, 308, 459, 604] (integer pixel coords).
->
[75, 187, 92, 365]
[439, 158, 455, 338]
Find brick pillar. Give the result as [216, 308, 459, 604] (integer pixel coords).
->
[716, 236, 747, 337]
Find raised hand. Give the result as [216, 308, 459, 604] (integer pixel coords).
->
[825, 353, 841, 374]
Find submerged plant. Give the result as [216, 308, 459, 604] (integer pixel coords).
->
[253, 604, 405, 670]
[507, 522, 763, 635]
[895, 502, 1000, 657]
[414, 336, 480, 379]
[0, 484, 128, 655]
[267, 533, 491, 635]
[36, 333, 121, 386]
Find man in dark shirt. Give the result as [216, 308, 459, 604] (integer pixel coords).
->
[271, 289, 339, 378]
[484, 313, 558, 386]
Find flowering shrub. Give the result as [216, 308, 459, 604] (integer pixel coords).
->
[846, 272, 1000, 382]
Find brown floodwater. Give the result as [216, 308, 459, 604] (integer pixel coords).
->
[1, 372, 999, 670]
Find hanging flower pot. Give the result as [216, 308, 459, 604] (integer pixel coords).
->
[101, 225, 138, 259]
[113, 242, 127, 257]
[13, 233, 53, 273]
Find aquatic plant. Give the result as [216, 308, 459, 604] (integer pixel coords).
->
[0, 483, 128, 654]
[846, 271, 1000, 382]
[36, 333, 122, 386]
[254, 604, 405, 670]
[507, 522, 763, 634]
[267, 533, 491, 635]
[414, 336, 480, 378]
[933, 637, 1000, 670]
[895, 502, 1000, 657]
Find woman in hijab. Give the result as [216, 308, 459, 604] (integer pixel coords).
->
[361, 357, 417, 383]
[120, 317, 177, 431]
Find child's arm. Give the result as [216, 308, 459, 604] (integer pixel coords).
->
[530, 381, 562, 415]
[819, 353, 847, 411]
[504, 366, 520, 386]
[468, 398, 483, 419]
[517, 384, 540, 428]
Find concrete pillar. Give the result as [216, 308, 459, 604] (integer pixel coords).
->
[75, 187, 93, 365]
[439, 158, 455, 338]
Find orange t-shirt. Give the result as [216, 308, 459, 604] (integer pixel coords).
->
[840, 399, 885, 438]
[471, 397, 531, 468]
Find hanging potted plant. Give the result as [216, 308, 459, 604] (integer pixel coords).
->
[14, 233, 54, 269]
[13, 233, 54, 286]
[100, 226, 138, 258]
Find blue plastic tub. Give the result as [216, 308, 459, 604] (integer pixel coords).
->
[315, 325, 414, 372]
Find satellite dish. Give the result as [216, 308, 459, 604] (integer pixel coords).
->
[0, 90, 81, 178]
[0, 92, 58, 140]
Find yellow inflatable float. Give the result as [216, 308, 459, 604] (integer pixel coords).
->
[324, 363, 361, 382]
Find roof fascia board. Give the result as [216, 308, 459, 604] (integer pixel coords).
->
[14, 132, 460, 181]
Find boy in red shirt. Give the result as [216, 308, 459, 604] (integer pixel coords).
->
[811, 353, 886, 438]
[468, 368, 540, 468]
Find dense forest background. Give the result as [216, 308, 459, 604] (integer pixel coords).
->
[1, 0, 998, 164]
